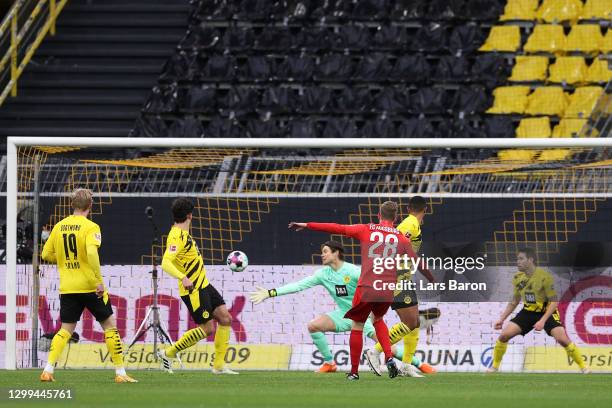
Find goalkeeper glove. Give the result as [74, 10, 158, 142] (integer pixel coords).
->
[249, 286, 277, 304]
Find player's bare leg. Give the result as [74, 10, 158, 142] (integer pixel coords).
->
[212, 305, 238, 375]
[549, 326, 590, 374]
[308, 315, 338, 373]
[488, 321, 522, 373]
[100, 316, 138, 383]
[41, 322, 76, 382]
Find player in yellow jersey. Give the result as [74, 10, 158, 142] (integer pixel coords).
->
[366, 196, 436, 377]
[488, 247, 589, 373]
[156, 198, 237, 375]
[39, 188, 137, 383]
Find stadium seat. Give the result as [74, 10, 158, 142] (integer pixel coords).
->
[448, 24, 485, 55]
[564, 25, 604, 54]
[509, 56, 549, 82]
[603, 29, 612, 53]
[331, 87, 372, 113]
[479, 26, 521, 52]
[434, 56, 470, 82]
[471, 54, 512, 86]
[525, 86, 567, 116]
[484, 115, 516, 138]
[552, 118, 587, 137]
[397, 118, 435, 138]
[585, 58, 612, 83]
[487, 86, 530, 114]
[580, 0, 612, 20]
[498, 149, 538, 161]
[548, 56, 587, 84]
[536, 0, 583, 23]
[523, 24, 566, 54]
[500, 0, 539, 21]
[389, 54, 431, 83]
[538, 149, 573, 161]
[564, 86, 604, 118]
[515, 117, 552, 138]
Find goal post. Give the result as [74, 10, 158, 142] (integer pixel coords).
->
[4, 136, 612, 371]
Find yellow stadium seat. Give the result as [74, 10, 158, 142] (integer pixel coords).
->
[585, 58, 612, 83]
[515, 117, 552, 138]
[486, 86, 531, 114]
[564, 86, 604, 118]
[603, 29, 612, 53]
[479, 26, 522, 52]
[538, 149, 573, 161]
[525, 86, 567, 116]
[580, 0, 612, 20]
[537, 0, 583, 23]
[509, 56, 549, 81]
[524, 24, 566, 54]
[548, 56, 587, 84]
[498, 149, 538, 161]
[564, 24, 604, 53]
[552, 118, 587, 137]
[501, 0, 539, 21]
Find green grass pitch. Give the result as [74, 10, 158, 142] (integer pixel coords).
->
[1, 370, 610, 408]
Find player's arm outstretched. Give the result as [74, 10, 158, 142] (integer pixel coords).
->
[288, 221, 363, 238]
[250, 273, 321, 304]
[161, 237, 194, 291]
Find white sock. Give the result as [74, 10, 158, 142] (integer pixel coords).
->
[115, 367, 127, 376]
[44, 363, 54, 374]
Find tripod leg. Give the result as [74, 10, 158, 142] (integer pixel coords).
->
[156, 320, 185, 369]
[126, 307, 153, 351]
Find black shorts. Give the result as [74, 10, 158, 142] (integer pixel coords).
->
[391, 289, 418, 310]
[180, 284, 226, 325]
[510, 308, 563, 336]
[60, 292, 114, 323]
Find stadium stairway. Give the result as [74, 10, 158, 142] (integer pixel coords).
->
[0, 0, 191, 138]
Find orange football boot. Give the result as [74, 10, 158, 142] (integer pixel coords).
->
[317, 362, 337, 373]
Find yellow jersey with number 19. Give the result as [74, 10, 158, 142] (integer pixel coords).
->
[163, 226, 210, 296]
[41, 215, 102, 294]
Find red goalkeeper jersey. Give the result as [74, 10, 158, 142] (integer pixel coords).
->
[306, 220, 423, 302]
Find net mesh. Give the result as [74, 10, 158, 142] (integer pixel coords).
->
[5, 144, 611, 372]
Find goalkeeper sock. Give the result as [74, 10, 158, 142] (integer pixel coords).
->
[492, 340, 508, 369]
[104, 328, 126, 374]
[213, 325, 231, 370]
[393, 346, 403, 360]
[564, 343, 586, 369]
[373, 319, 393, 360]
[349, 329, 363, 375]
[374, 322, 410, 353]
[402, 327, 419, 364]
[412, 355, 422, 368]
[46, 328, 72, 372]
[310, 331, 333, 363]
[167, 327, 206, 358]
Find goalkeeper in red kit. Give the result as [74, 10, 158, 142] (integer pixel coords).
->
[289, 201, 430, 380]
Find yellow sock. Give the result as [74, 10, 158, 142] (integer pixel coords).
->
[492, 340, 508, 369]
[167, 327, 206, 358]
[104, 328, 125, 368]
[402, 327, 419, 364]
[565, 343, 586, 369]
[374, 322, 410, 353]
[213, 325, 231, 370]
[47, 328, 71, 365]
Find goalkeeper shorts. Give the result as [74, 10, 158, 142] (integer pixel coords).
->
[326, 309, 375, 338]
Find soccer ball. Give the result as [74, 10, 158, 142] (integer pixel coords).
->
[226, 250, 248, 272]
